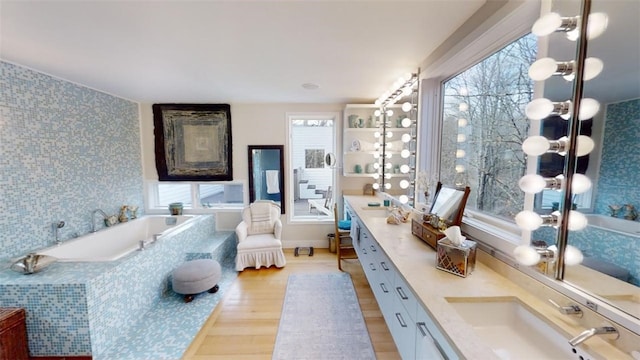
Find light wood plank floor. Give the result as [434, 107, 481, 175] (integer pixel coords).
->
[183, 249, 400, 359]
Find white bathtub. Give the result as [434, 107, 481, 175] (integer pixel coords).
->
[585, 214, 640, 238]
[37, 215, 197, 262]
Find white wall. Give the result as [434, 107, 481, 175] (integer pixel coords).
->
[140, 102, 344, 247]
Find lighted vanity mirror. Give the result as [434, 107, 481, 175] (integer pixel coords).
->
[429, 182, 470, 226]
[537, 0, 640, 321]
[248, 145, 285, 214]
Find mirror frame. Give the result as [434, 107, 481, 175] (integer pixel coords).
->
[248, 145, 285, 214]
[428, 182, 471, 226]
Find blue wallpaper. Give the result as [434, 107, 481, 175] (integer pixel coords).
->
[594, 98, 640, 216]
[0, 61, 143, 260]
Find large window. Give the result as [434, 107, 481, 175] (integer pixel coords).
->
[287, 114, 337, 221]
[146, 181, 245, 212]
[440, 33, 536, 221]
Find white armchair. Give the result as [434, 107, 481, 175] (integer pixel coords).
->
[235, 201, 286, 271]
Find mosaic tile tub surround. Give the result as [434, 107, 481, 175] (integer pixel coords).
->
[0, 61, 144, 261]
[0, 215, 238, 357]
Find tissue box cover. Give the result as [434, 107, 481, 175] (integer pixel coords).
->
[436, 238, 477, 277]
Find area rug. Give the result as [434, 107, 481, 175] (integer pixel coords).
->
[272, 273, 376, 360]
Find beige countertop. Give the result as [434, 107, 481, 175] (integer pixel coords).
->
[344, 195, 631, 360]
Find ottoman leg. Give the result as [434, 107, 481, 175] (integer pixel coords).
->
[184, 294, 195, 303]
[208, 284, 219, 293]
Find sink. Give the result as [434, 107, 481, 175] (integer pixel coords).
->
[446, 297, 600, 360]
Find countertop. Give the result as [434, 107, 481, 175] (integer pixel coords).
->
[344, 195, 631, 359]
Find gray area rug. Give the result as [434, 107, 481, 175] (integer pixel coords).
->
[273, 273, 376, 360]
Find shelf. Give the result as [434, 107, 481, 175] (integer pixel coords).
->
[344, 173, 377, 178]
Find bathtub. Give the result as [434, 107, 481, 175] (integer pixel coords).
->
[37, 215, 197, 262]
[585, 214, 640, 238]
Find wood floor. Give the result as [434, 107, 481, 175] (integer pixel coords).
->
[183, 249, 400, 359]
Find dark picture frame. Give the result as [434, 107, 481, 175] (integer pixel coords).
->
[153, 103, 232, 181]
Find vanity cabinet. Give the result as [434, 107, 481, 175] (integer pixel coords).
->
[350, 215, 458, 360]
[0, 308, 29, 360]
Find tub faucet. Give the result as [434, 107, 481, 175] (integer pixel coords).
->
[569, 325, 618, 346]
[53, 221, 65, 245]
[91, 209, 109, 233]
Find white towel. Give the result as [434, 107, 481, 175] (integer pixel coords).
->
[266, 170, 280, 194]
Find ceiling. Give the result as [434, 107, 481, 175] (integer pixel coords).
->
[0, 0, 486, 104]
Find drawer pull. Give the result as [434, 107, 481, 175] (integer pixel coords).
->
[380, 261, 390, 271]
[362, 248, 367, 255]
[379, 283, 389, 293]
[417, 322, 449, 360]
[396, 286, 409, 300]
[369, 263, 377, 271]
[395, 313, 407, 328]
[370, 245, 377, 252]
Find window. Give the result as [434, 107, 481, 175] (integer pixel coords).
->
[287, 113, 338, 221]
[439, 34, 536, 222]
[146, 181, 245, 212]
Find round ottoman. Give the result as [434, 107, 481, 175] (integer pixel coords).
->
[172, 259, 222, 303]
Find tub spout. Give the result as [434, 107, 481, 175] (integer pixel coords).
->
[53, 221, 65, 245]
[569, 325, 618, 347]
[91, 209, 109, 233]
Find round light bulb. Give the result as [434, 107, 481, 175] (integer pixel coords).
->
[372, 173, 380, 180]
[583, 58, 604, 81]
[399, 195, 409, 204]
[386, 109, 394, 116]
[374, 109, 381, 117]
[564, 245, 584, 266]
[514, 245, 542, 266]
[373, 152, 380, 159]
[576, 135, 595, 156]
[385, 183, 392, 190]
[386, 131, 393, 138]
[386, 142, 393, 149]
[372, 183, 380, 190]
[401, 118, 413, 128]
[401, 149, 411, 158]
[399, 179, 410, 189]
[385, 162, 392, 169]
[374, 131, 381, 138]
[457, 134, 466, 142]
[519, 174, 547, 194]
[401, 133, 412, 143]
[400, 164, 410, 174]
[458, 118, 468, 127]
[532, 12, 562, 37]
[522, 136, 550, 156]
[374, 99, 382, 106]
[402, 102, 412, 112]
[587, 13, 608, 40]
[456, 149, 466, 158]
[386, 152, 392, 159]
[515, 210, 543, 231]
[578, 98, 600, 120]
[528, 57, 557, 81]
[459, 103, 469, 112]
[526, 98, 554, 120]
[455, 164, 465, 173]
[373, 142, 380, 150]
[384, 173, 392, 180]
[567, 210, 588, 231]
[571, 174, 592, 194]
[373, 163, 380, 169]
[402, 86, 413, 97]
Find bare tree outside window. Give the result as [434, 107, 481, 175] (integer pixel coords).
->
[440, 34, 537, 220]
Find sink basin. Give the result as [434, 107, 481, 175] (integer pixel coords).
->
[447, 297, 599, 360]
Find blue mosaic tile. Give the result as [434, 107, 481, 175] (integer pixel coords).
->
[0, 61, 144, 262]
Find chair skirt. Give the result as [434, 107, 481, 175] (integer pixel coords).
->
[236, 234, 286, 271]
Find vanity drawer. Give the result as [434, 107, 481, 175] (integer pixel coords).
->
[393, 272, 418, 320]
[0, 308, 29, 360]
[411, 219, 423, 238]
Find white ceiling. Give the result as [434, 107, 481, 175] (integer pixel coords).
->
[0, 0, 486, 104]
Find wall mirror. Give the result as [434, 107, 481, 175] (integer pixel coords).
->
[248, 145, 285, 214]
[532, 0, 640, 322]
[429, 182, 470, 226]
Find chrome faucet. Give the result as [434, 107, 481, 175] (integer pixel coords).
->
[53, 220, 65, 245]
[569, 325, 618, 346]
[549, 299, 582, 317]
[91, 209, 108, 232]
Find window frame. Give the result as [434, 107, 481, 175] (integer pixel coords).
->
[418, 0, 540, 255]
[286, 112, 340, 225]
[144, 180, 247, 214]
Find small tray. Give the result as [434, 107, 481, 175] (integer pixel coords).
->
[367, 202, 381, 207]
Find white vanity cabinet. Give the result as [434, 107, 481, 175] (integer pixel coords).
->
[349, 214, 458, 360]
